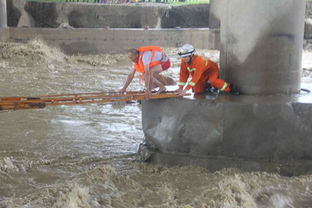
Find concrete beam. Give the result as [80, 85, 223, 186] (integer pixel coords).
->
[0, 0, 7, 28]
[8, 27, 220, 54]
[220, 0, 306, 95]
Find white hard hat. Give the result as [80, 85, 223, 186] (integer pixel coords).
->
[178, 44, 195, 57]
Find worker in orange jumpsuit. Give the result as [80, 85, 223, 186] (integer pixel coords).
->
[120, 46, 175, 98]
[177, 44, 239, 96]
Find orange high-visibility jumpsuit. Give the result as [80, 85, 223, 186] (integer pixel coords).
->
[133, 46, 171, 83]
[133, 46, 164, 73]
[178, 55, 230, 94]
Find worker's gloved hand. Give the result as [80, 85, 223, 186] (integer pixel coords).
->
[176, 88, 183, 93]
[178, 89, 187, 96]
[205, 82, 219, 95]
[229, 84, 240, 96]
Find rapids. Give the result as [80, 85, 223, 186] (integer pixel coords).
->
[0, 40, 312, 208]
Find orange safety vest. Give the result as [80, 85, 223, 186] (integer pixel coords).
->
[134, 46, 163, 73]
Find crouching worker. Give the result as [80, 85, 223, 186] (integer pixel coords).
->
[177, 44, 239, 96]
[120, 46, 175, 98]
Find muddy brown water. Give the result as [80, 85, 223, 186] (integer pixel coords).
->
[0, 40, 312, 208]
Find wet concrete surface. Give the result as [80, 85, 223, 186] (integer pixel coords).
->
[142, 84, 312, 175]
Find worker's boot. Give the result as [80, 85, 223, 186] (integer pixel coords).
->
[204, 82, 219, 95]
[229, 84, 240, 96]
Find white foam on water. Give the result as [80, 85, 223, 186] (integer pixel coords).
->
[1, 41, 312, 208]
[270, 194, 294, 208]
[0, 157, 19, 173]
[53, 183, 92, 208]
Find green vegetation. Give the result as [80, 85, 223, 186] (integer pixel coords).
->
[165, 0, 209, 5]
[26, 0, 209, 5]
[26, 0, 100, 2]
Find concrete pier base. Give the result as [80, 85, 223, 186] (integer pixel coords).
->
[0, 28, 8, 41]
[140, 91, 312, 175]
[145, 151, 312, 176]
[139, 0, 309, 176]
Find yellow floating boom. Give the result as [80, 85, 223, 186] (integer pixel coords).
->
[0, 91, 187, 111]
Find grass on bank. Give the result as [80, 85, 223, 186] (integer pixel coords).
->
[25, 0, 210, 5]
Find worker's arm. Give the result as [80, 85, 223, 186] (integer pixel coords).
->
[144, 64, 150, 90]
[120, 68, 136, 94]
[144, 64, 152, 98]
[184, 69, 202, 91]
[178, 62, 204, 96]
[177, 61, 189, 92]
[141, 51, 154, 98]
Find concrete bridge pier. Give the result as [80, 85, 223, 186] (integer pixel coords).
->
[0, 0, 7, 28]
[208, 0, 221, 29]
[220, 0, 306, 95]
[140, 0, 312, 176]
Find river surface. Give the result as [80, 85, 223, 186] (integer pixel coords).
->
[0, 40, 312, 208]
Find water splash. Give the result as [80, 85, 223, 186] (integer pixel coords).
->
[1, 41, 312, 208]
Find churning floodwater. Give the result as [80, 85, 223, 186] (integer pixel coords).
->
[1, 40, 312, 208]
